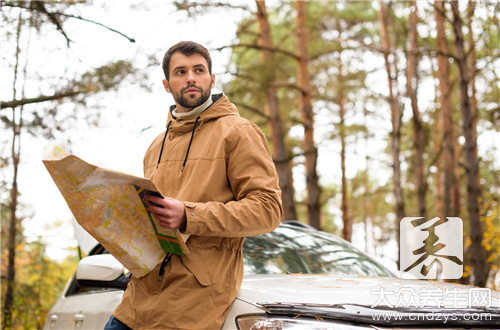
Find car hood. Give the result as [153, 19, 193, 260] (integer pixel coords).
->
[236, 274, 500, 327]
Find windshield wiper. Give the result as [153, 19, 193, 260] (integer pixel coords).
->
[258, 302, 500, 327]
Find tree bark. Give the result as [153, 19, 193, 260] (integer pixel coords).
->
[449, 0, 487, 287]
[295, 0, 321, 229]
[256, 0, 297, 221]
[339, 64, 351, 241]
[3, 12, 23, 328]
[434, 0, 458, 219]
[466, 1, 479, 157]
[431, 63, 444, 220]
[335, 19, 351, 242]
[363, 105, 374, 254]
[406, 0, 426, 217]
[377, 0, 405, 266]
[433, 128, 445, 220]
[3, 125, 20, 329]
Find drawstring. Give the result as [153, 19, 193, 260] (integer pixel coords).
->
[158, 253, 171, 282]
[156, 120, 172, 169]
[156, 116, 200, 172]
[181, 116, 200, 172]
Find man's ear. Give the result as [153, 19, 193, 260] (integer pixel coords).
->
[162, 79, 171, 93]
[211, 73, 215, 88]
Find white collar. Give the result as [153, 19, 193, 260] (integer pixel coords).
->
[172, 94, 213, 118]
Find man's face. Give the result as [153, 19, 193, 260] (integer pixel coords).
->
[163, 52, 215, 113]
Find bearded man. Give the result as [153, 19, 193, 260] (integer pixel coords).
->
[105, 41, 283, 329]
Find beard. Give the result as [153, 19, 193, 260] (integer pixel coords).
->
[172, 84, 211, 110]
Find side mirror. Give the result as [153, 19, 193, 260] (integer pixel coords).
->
[76, 254, 129, 290]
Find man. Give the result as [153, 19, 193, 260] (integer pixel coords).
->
[107, 41, 283, 329]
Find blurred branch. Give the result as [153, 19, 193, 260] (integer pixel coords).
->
[215, 43, 300, 60]
[410, 47, 457, 61]
[31, 1, 72, 45]
[431, 1, 454, 25]
[2, 1, 135, 43]
[1, 90, 84, 109]
[2, 60, 136, 109]
[280, 148, 318, 164]
[55, 12, 135, 43]
[272, 81, 307, 94]
[230, 100, 269, 119]
[174, 0, 252, 13]
[225, 70, 256, 81]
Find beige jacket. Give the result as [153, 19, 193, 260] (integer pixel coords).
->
[113, 94, 282, 329]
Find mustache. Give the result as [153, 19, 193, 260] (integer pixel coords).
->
[181, 85, 202, 93]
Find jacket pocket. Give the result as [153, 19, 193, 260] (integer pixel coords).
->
[180, 251, 215, 287]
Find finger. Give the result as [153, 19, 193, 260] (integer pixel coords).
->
[146, 202, 158, 213]
[144, 201, 162, 214]
[159, 219, 175, 228]
[153, 213, 169, 224]
[144, 194, 166, 205]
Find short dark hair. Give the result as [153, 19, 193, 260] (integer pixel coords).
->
[162, 41, 212, 81]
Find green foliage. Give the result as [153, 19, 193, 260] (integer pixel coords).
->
[1, 237, 78, 329]
[77, 60, 136, 93]
[480, 190, 500, 289]
[1, 187, 78, 329]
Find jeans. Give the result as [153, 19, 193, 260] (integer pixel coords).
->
[104, 315, 132, 330]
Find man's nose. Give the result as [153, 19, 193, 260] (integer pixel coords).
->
[186, 70, 196, 84]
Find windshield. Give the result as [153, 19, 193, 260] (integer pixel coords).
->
[243, 225, 393, 277]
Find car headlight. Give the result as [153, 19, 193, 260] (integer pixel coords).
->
[236, 315, 372, 330]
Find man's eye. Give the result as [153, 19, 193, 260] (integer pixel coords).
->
[195, 68, 205, 73]
[176, 70, 185, 75]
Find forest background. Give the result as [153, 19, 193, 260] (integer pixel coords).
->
[1, 1, 499, 328]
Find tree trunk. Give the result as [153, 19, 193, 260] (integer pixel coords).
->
[433, 128, 445, 220]
[335, 19, 351, 241]
[377, 0, 405, 266]
[431, 74, 444, 220]
[295, 0, 321, 229]
[467, 1, 478, 142]
[256, 0, 297, 220]
[2, 12, 24, 328]
[434, 0, 458, 218]
[465, 7, 482, 271]
[363, 106, 374, 254]
[449, 0, 487, 287]
[4, 135, 20, 329]
[339, 60, 351, 241]
[406, 0, 426, 217]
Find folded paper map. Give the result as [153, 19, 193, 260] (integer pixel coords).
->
[43, 155, 189, 277]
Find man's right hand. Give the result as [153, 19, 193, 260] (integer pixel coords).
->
[144, 194, 187, 231]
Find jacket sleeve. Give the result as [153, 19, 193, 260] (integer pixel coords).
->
[183, 121, 283, 237]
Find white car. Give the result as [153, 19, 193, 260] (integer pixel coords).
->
[45, 221, 500, 329]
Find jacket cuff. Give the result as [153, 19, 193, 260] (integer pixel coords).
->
[183, 201, 203, 234]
